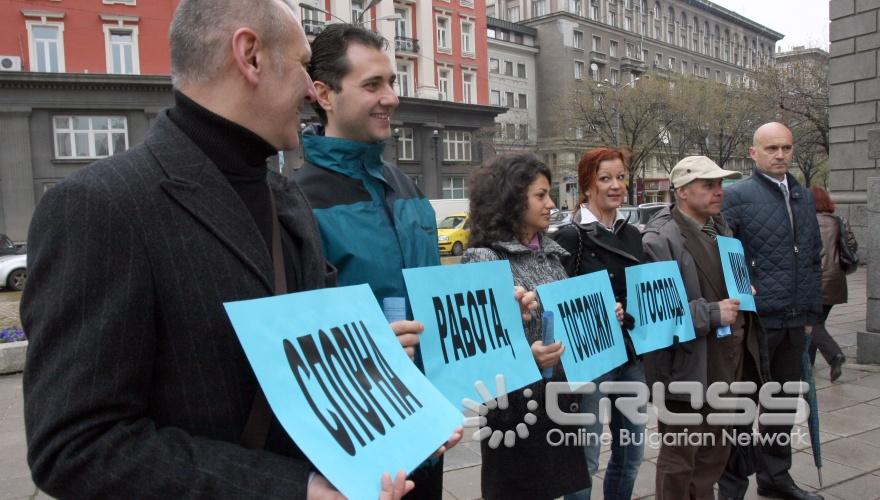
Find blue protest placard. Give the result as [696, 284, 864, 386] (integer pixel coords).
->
[402, 260, 541, 408]
[625, 261, 696, 354]
[536, 270, 629, 383]
[716, 236, 757, 312]
[224, 284, 462, 500]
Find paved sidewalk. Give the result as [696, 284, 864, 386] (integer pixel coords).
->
[1, 268, 878, 499]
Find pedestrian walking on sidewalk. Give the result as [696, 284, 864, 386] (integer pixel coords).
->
[809, 186, 850, 382]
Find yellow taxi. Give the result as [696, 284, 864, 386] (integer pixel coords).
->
[437, 212, 469, 256]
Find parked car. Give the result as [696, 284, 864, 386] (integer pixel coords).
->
[0, 234, 25, 256]
[438, 212, 469, 256]
[618, 205, 639, 226]
[0, 254, 26, 291]
[546, 209, 573, 234]
[636, 202, 671, 230]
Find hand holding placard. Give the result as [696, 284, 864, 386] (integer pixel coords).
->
[224, 284, 462, 500]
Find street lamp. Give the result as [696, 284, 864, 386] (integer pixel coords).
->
[597, 76, 639, 147]
[393, 127, 401, 161]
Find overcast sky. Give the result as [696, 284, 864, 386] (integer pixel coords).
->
[710, 0, 830, 51]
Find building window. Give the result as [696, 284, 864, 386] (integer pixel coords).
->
[507, 6, 520, 22]
[506, 123, 516, 139]
[53, 116, 129, 159]
[589, 0, 599, 20]
[490, 90, 501, 106]
[567, 0, 582, 15]
[504, 60, 513, 75]
[461, 20, 474, 55]
[436, 16, 450, 51]
[681, 60, 688, 74]
[654, 52, 662, 66]
[462, 72, 475, 104]
[27, 22, 65, 72]
[397, 127, 414, 160]
[517, 63, 526, 78]
[517, 93, 527, 109]
[590, 63, 600, 80]
[443, 131, 472, 161]
[396, 61, 413, 97]
[490, 58, 499, 73]
[715, 70, 721, 81]
[574, 30, 584, 49]
[351, 0, 363, 22]
[442, 176, 467, 198]
[624, 16, 633, 31]
[532, 0, 546, 16]
[505, 91, 514, 107]
[608, 11, 618, 27]
[667, 56, 675, 69]
[104, 27, 139, 75]
[610, 68, 619, 85]
[641, 49, 648, 61]
[625, 43, 634, 58]
[609, 40, 618, 57]
[438, 68, 452, 100]
[519, 124, 529, 140]
[574, 60, 584, 79]
[409, 175, 422, 186]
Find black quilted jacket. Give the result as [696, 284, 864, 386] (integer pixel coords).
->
[721, 170, 823, 328]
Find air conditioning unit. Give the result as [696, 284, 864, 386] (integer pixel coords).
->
[0, 56, 22, 72]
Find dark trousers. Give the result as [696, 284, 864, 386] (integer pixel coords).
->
[808, 305, 844, 365]
[656, 402, 731, 500]
[718, 326, 805, 497]
[404, 456, 443, 500]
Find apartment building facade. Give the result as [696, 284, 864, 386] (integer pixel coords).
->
[487, 17, 539, 154]
[488, 0, 782, 207]
[0, 0, 503, 239]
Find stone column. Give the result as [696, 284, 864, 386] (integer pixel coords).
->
[0, 107, 36, 241]
[858, 176, 880, 363]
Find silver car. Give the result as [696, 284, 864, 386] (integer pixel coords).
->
[0, 254, 27, 291]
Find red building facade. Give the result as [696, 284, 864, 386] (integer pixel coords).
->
[0, 0, 179, 75]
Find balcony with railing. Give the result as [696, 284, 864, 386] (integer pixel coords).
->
[302, 19, 325, 36]
[621, 57, 647, 73]
[395, 36, 420, 53]
[590, 51, 607, 64]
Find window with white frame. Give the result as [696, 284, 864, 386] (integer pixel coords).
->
[461, 20, 474, 55]
[589, 0, 599, 19]
[443, 131, 472, 161]
[462, 72, 475, 104]
[438, 67, 452, 100]
[507, 6, 520, 22]
[567, 0, 581, 15]
[395, 8, 408, 38]
[532, 0, 546, 17]
[504, 60, 513, 75]
[396, 61, 413, 97]
[397, 127, 414, 160]
[517, 63, 526, 78]
[609, 40, 618, 57]
[624, 16, 633, 31]
[625, 42, 634, 58]
[27, 22, 65, 72]
[442, 176, 467, 198]
[505, 91, 514, 107]
[104, 26, 139, 74]
[610, 68, 619, 85]
[436, 16, 450, 51]
[573, 30, 583, 49]
[490, 90, 501, 106]
[519, 124, 529, 140]
[517, 93, 527, 109]
[590, 63, 600, 80]
[351, 0, 364, 22]
[103, 0, 137, 4]
[592, 35, 601, 51]
[54, 116, 128, 159]
[574, 60, 584, 79]
[490, 57, 499, 73]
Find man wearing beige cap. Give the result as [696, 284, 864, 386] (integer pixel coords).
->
[642, 156, 768, 500]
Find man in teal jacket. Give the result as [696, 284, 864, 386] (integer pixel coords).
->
[294, 23, 448, 499]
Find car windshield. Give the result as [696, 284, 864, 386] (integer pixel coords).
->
[0, 236, 13, 249]
[438, 216, 465, 229]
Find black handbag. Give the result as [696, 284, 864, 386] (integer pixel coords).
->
[836, 215, 859, 275]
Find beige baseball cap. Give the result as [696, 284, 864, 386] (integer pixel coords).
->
[670, 155, 742, 188]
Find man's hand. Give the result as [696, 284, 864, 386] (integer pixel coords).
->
[307, 471, 415, 499]
[531, 340, 564, 368]
[380, 471, 415, 500]
[615, 302, 624, 324]
[515, 286, 539, 321]
[390, 320, 423, 360]
[718, 298, 741, 326]
[432, 427, 463, 457]
[804, 325, 813, 334]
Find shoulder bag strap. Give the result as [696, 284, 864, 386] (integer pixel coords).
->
[240, 186, 288, 450]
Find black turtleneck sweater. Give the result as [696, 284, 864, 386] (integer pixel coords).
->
[168, 91, 304, 292]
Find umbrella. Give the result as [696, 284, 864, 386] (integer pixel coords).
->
[801, 332, 823, 487]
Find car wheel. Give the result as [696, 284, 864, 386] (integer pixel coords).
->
[452, 242, 464, 256]
[7, 269, 26, 292]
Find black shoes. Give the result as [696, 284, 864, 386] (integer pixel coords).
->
[756, 481, 824, 499]
[829, 353, 846, 382]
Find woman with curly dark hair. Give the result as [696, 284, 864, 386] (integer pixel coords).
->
[554, 147, 646, 500]
[462, 152, 591, 499]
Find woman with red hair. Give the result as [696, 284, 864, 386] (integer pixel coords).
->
[554, 147, 646, 500]
[810, 186, 850, 382]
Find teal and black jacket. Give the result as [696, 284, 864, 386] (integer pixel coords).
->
[294, 126, 440, 310]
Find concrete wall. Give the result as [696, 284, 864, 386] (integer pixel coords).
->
[828, 0, 880, 258]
